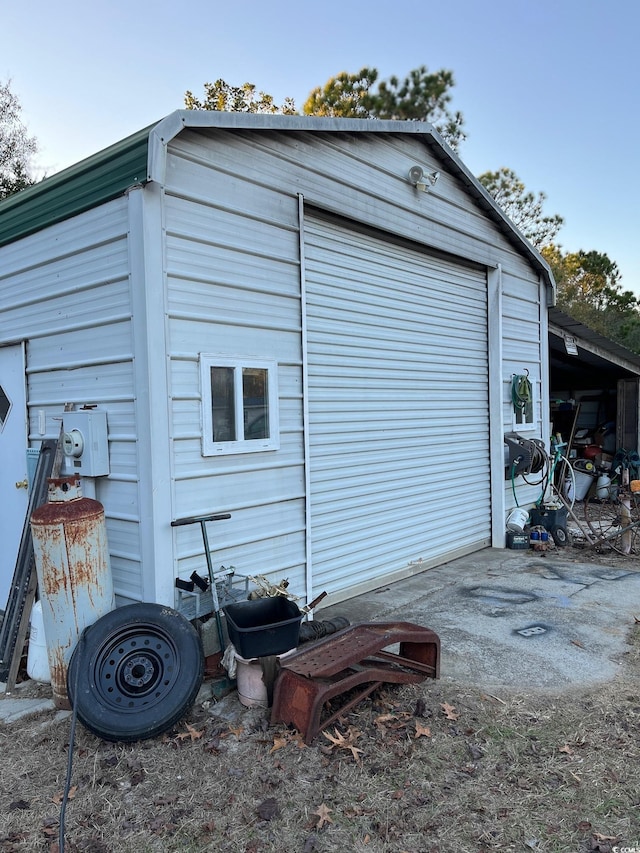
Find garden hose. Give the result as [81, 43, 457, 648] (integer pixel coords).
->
[511, 373, 532, 415]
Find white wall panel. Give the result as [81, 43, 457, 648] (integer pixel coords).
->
[0, 198, 144, 602]
[162, 161, 307, 600]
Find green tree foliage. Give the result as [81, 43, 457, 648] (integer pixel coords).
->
[303, 66, 465, 151]
[0, 80, 37, 199]
[184, 73, 640, 353]
[185, 79, 296, 114]
[478, 167, 564, 249]
[542, 245, 640, 353]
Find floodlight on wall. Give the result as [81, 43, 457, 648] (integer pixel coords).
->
[408, 165, 440, 193]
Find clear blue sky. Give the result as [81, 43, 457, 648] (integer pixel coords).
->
[4, 0, 639, 293]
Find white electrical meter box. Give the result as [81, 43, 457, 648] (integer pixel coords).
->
[62, 410, 109, 477]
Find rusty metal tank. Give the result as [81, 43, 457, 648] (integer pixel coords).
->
[30, 475, 115, 709]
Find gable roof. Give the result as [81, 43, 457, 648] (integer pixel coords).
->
[0, 111, 555, 297]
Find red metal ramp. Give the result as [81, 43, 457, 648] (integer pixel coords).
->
[271, 621, 440, 743]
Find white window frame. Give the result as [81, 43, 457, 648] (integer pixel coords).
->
[511, 376, 537, 432]
[200, 355, 280, 456]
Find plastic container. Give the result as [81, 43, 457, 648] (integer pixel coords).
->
[573, 469, 596, 500]
[529, 505, 568, 531]
[506, 507, 529, 533]
[573, 459, 597, 475]
[596, 474, 612, 500]
[26, 600, 51, 683]
[235, 648, 296, 707]
[223, 597, 302, 658]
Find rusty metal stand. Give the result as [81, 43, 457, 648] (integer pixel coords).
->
[271, 621, 440, 743]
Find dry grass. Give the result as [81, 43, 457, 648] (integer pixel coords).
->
[1, 619, 639, 853]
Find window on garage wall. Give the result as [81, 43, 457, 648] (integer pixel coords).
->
[200, 355, 279, 455]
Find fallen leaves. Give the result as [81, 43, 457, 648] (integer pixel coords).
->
[51, 786, 77, 805]
[175, 723, 204, 742]
[227, 724, 244, 739]
[5, 671, 637, 853]
[312, 802, 333, 829]
[270, 735, 288, 754]
[322, 727, 364, 762]
[441, 702, 459, 720]
[270, 730, 308, 753]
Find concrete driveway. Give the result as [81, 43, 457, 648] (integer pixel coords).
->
[318, 547, 640, 690]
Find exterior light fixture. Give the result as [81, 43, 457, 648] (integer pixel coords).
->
[408, 165, 440, 193]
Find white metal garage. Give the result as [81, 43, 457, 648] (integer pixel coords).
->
[0, 112, 555, 615]
[304, 213, 491, 599]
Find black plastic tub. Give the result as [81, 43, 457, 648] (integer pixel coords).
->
[223, 597, 302, 658]
[529, 505, 568, 531]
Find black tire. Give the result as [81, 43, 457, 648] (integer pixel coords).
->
[67, 603, 204, 742]
[551, 525, 570, 547]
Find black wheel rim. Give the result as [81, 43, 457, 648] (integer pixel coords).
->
[92, 623, 180, 713]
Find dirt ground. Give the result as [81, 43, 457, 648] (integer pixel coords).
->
[1, 538, 639, 853]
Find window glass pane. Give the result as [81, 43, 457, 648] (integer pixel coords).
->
[210, 367, 235, 441]
[243, 367, 269, 440]
[0, 385, 10, 428]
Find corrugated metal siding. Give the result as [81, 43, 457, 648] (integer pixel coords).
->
[0, 198, 144, 601]
[501, 269, 547, 510]
[163, 149, 308, 600]
[304, 215, 491, 598]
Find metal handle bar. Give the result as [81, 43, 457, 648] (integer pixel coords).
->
[171, 513, 232, 652]
[171, 513, 231, 527]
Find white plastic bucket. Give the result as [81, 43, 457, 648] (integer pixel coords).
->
[235, 648, 295, 707]
[573, 470, 595, 501]
[27, 600, 51, 683]
[506, 507, 529, 533]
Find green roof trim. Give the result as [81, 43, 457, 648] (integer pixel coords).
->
[0, 123, 157, 248]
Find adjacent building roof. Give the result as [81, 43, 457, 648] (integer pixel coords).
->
[0, 111, 555, 297]
[0, 123, 155, 249]
[549, 306, 640, 381]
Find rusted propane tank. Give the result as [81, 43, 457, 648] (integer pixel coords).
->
[30, 476, 115, 709]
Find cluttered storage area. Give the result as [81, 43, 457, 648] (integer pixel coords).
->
[546, 307, 640, 551]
